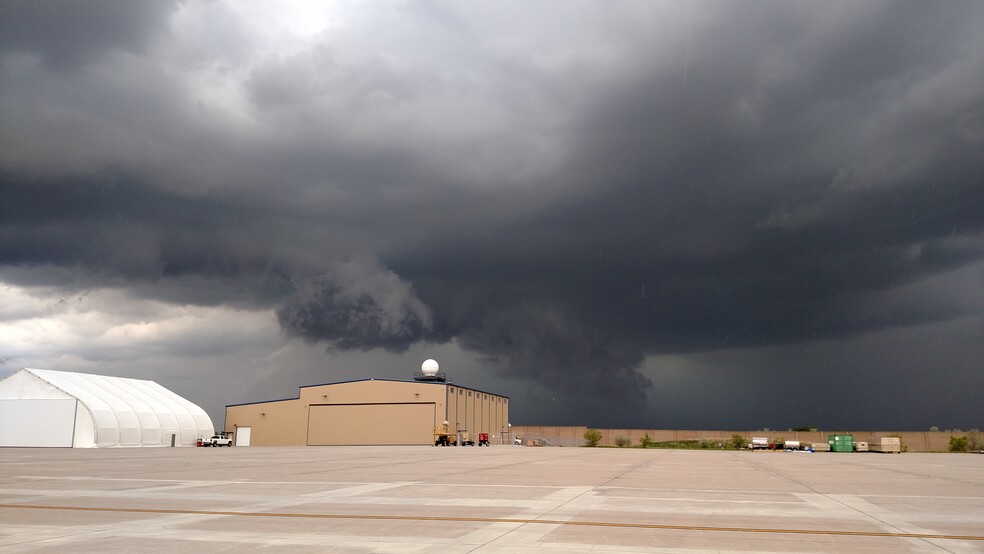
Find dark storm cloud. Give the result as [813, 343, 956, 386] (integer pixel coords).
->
[0, 0, 179, 70]
[277, 258, 433, 352]
[2, 1, 983, 426]
[0, 175, 298, 306]
[454, 304, 653, 407]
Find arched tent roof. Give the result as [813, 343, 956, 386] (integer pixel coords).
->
[6, 368, 213, 447]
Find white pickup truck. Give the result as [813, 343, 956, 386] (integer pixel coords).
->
[202, 434, 232, 447]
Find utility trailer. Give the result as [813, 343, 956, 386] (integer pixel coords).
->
[869, 437, 901, 453]
[749, 437, 769, 450]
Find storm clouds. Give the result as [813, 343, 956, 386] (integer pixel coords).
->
[2, 1, 982, 429]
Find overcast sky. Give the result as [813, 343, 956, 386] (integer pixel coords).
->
[2, 1, 982, 432]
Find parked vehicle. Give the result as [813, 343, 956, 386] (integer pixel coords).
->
[434, 420, 457, 446]
[202, 434, 232, 447]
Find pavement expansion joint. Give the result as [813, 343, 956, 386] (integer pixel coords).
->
[2, 503, 983, 543]
[2, 448, 982, 551]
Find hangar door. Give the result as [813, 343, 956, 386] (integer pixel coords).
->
[308, 403, 435, 445]
[0, 399, 77, 447]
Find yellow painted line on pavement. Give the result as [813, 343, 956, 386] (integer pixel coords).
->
[1, 503, 981, 542]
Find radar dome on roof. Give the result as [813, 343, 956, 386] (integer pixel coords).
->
[421, 359, 440, 376]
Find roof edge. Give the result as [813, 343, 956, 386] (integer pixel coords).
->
[226, 378, 510, 408]
[225, 396, 299, 408]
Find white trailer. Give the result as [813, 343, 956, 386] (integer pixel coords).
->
[869, 437, 901, 453]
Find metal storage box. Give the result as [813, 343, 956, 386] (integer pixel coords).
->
[829, 434, 854, 452]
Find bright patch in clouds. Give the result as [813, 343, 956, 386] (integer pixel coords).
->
[277, 0, 335, 38]
[0, 283, 279, 370]
[230, 0, 338, 43]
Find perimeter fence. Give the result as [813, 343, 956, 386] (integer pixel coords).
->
[508, 426, 981, 452]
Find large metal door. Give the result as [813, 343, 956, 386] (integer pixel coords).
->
[307, 403, 434, 445]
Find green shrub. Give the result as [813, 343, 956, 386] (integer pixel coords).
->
[949, 436, 969, 452]
[730, 434, 746, 449]
[639, 433, 655, 448]
[583, 428, 603, 447]
[615, 435, 631, 448]
[651, 440, 700, 449]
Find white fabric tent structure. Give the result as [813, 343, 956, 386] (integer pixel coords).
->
[0, 368, 214, 448]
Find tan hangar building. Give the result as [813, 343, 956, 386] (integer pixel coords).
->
[224, 360, 509, 446]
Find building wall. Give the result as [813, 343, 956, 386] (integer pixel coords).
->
[225, 380, 509, 446]
[302, 380, 446, 446]
[446, 385, 510, 443]
[226, 398, 306, 446]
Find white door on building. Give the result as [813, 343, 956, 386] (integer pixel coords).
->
[236, 426, 251, 447]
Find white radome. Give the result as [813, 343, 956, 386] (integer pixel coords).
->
[421, 359, 440, 376]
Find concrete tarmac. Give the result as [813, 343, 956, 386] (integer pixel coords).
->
[1, 446, 982, 552]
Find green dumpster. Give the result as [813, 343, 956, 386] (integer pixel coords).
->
[828, 434, 854, 452]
